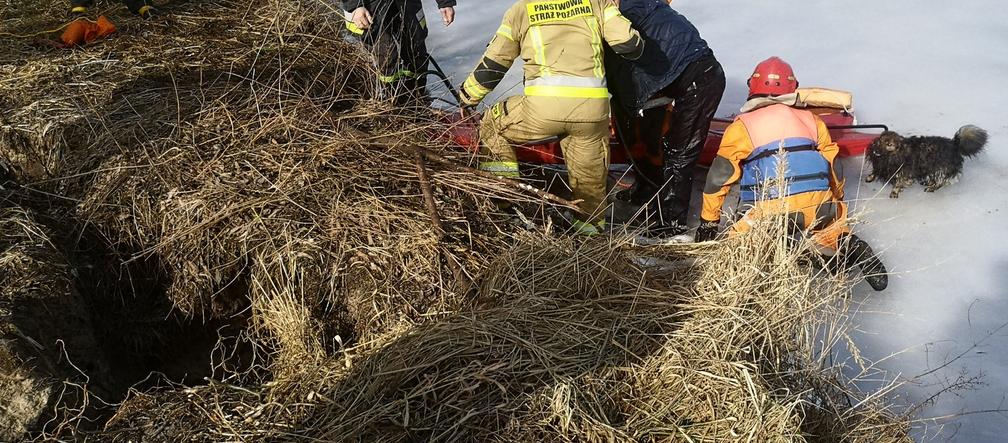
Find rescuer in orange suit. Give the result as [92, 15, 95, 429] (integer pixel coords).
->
[696, 57, 888, 291]
[459, 0, 645, 234]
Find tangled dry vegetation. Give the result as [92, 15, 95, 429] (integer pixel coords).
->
[95, 222, 913, 442]
[1, 0, 913, 441]
[0, 205, 102, 439]
[2, 0, 529, 342]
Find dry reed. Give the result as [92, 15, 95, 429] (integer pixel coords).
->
[2, 0, 914, 441]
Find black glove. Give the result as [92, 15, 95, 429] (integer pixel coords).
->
[458, 85, 478, 108]
[694, 219, 720, 242]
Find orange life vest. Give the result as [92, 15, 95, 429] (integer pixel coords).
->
[736, 104, 831, 201]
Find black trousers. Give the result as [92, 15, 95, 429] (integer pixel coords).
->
[628, 54, 726, 228]
[358, 0, 430, 104]
[71, 0, 150, 14]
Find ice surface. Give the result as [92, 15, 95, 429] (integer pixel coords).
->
[421, 0, 1008, 440]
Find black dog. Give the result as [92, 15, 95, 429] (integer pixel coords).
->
[866, 125, 987, 198]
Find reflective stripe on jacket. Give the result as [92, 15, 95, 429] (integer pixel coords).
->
[701, 103, 844, 221]
[460, 0, 643, 121]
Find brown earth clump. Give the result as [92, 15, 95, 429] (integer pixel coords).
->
[0, 205, 112, 439]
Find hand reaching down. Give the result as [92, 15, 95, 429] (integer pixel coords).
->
[440, 6, 455, 26]
[352, 7, 373, 30]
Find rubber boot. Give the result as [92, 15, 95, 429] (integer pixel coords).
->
[69, 0, 92, 16]
[124, 0, 158, 18]
[842, 234, 888, 291]
[646, 167, 692, 238]
[628, 177, 659, 206]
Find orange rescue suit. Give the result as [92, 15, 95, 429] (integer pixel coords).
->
[701, 103, 849, 250]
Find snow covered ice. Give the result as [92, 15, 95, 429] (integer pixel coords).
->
[422, 0, 1008, 440]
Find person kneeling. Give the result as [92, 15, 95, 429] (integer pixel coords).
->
[458, 0, 645, 235]
[695, 57, 887, 291]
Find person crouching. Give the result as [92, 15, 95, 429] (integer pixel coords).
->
[695, 57, 887, 291]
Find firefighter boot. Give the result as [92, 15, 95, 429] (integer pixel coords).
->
[124, 0, 158, 18]
[69, 0, 93, 15]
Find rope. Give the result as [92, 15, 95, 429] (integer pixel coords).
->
[0, 19, 80, 39]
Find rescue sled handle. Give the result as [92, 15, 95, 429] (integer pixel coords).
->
[821, 124, 889, 132]
[711, 117, 888, 133]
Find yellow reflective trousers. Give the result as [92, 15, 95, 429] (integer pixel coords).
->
[479, 95, 610, 222]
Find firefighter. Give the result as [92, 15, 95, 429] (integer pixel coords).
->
[459, 0, 645, 234]
[606, 0, 725, 238]
[343, 0, 456, 105]
[696, 57, 887, 291]
[70, 0, 157, 18]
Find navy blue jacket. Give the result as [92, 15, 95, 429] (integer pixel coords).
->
[606, 0, 711, 113]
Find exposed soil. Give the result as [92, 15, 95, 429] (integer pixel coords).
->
[0, 190, 252, 440]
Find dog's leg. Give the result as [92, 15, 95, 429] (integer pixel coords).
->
[890, 177, 912, 199]
[889, 185, 902, 199]
[924, 173, 949, 193]
[865, 173, 876, 183]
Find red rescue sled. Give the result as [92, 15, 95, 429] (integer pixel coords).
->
[443, 105, 884, 171]
[426, 55, 886, 179]
[700, 108, 884, 166]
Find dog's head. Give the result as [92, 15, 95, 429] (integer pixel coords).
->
[873, 131, 905, 153]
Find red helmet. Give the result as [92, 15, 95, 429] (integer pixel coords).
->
[748, 57, 798, 97]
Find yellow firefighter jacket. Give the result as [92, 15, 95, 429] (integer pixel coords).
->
[460, 0, 644, 122]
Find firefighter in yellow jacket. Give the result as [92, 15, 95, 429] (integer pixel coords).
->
[696, 57, 888, 291]
[459, 0, 644, 234]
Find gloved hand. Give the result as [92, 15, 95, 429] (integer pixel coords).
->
[694, 219, 720, 242]
[459, 85, 480, 108]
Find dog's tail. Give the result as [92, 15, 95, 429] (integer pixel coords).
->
[954, 125, 988, 157]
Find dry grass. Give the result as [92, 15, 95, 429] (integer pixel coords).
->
[0, 204, 112, 439]
[2, 0, 531, 349]
[97, 220, 913, 442]
[0, 206, 65, 440]
[3, 0, 915, 441]
[276, 220, 910, 442]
